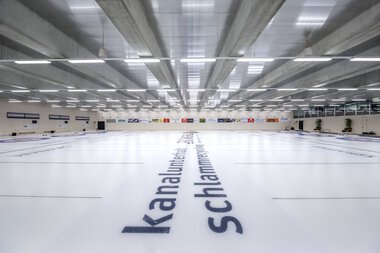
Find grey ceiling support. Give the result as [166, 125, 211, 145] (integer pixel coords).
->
[0, 45, 156, 102]
[199, 0, 285, 105]
[228, 1, 380, 102]
[0, 0, 162, 103]
[239, 45, 380, 103]
[95, 0, 184, 103]
[0, 46, 104, 90]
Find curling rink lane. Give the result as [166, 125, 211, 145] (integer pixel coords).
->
[0, 131, 380, 253]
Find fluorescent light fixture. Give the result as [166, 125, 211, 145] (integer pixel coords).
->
[218, 89, 236, 92]
[311, 99, 326, 101]
[295, 22, 325, 26]
[14, 60, 51, 64]
[367, 88, 380, 91]
[66, 100, 79, 103]
[182, 3, 214, 8]
[111, 105, 122, 108]
[51, 105, 62, 108]
[187, 89, 205, 92]
[291, 99, 305, 101]
[250, 99, 263, 102]
[39, 90, 59, 92]
[277, 88, 298, 91]
[97, 89, 116, 92]
[283, 105, 294, 107]
[126, 100, 139, 102]
[269, 99, 284, 102]
[332, 99, 346, 101]
[308, 88, 328, 91]
[97, 105, 107, 108]
[8, 100, 22, 103]
[147, 100, 160, 102]
[293, 57, 332, 62]
[352, 99, 366, 101]
[68, 89, 87, 92]
[157, 89, 176, 92]
[68, 59, 105, 64]
[124, 58, 160, 63]
[27, 100, 41, 103]
[350, 58, 380, 62]
[246, 89, 266, 91]
[299, 104, 309, 107]
[314, 104, 325, 107]
[85, 100, 99, 102]
[298, 17, 327, 21]
[237, 58, 274, 62]
[229, 99, 242, 102]
[46, 100, 60, 103]
[70, 6, 100, 9]
[180, 58, 216, 63]
[127, 89, 146, 92]
[220, 105, 230, 108]
[143, 105, 152, 108]
[11, 90, 30, 93]
[81, 105, 91, 108]
[337, 88, 358, 91]
[106, 99, 120, 102]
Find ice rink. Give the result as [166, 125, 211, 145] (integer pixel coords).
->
[1, 130, 380, 253]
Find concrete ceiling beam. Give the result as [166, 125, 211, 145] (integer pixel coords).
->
[95, 0, 183, 103]
[200, 0, 285, 104]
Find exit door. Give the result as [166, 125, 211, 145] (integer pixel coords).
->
[97, 121, 105, 130]
[299, 121, 304, 131]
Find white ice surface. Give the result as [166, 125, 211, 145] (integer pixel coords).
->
[0, 131, 379, 253]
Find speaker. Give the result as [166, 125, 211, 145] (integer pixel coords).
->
[11, 132, 17, 136]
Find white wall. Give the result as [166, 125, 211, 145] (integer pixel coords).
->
[293, 114, 380, 135]
[98, 110, 292, 131]
[0, 99, 99, 135]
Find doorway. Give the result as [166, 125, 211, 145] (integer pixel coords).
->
[97, 121, 105, 130]
[299, 121, 304, 131]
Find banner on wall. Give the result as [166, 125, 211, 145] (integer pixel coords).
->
[266, 118, 279, 123]
[242, 118, 255, 123]
[106, 119, 117, 123]
[163, 118, 170, 123]
[217, 118, 239, 123]
[207, 118, 218, 123]
[117, 119, 126, 123]
[171, 118, 181, 123]
[128, 118, 140, 123]
[152, 119, 159, 123]
[181, 118, 194, 123]
[255, 118, 265, 123]
[199, 118, 206, 123]
[139, 119, 150, 124]
[280, 116, 289, 122]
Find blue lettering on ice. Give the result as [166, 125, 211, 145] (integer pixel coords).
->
[193, 137, 244, 234]
[122, 133, 190, 234]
